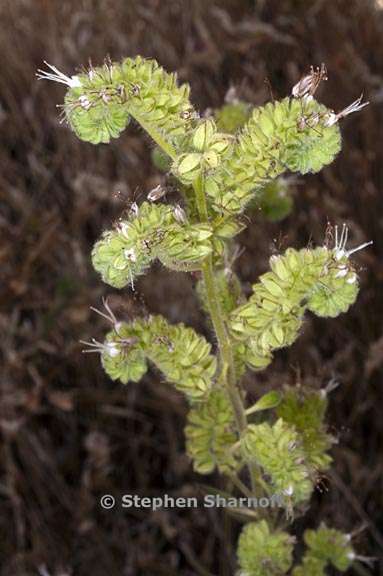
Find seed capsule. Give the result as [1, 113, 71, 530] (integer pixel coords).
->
[147, 184, 166, 202]
[174, 204, 187, 224]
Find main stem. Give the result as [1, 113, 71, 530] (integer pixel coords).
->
[138, 124, 257, 493]
[193, 177, 248, 425]
[193, 174, 264, 495]
[201, 256, 247, 430]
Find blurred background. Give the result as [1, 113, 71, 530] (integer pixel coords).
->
[1, 0, 382, 574]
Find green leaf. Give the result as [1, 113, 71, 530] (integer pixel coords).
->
[246, 390, 281, 415]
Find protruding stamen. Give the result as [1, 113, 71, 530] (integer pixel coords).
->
[322, 377, 340, 396]
[347, 553, 376, 568]
[80, 338, 120, 357]
[36, 61, 82, 88]
[332, 224, 372, 261]
[129, 267, 135, 292]
[324, 94, 369, 126]
[90, 297, 118, 326]
[346, 240, 373, 257]
[338, 223, 347, 252]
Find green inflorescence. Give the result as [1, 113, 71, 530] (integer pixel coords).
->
[92, 201, 214, 288]
[185, 389, 239, 474]
[237, 520, 294, 576]
[293, 523, 354, 575]
[214, 101, 252, 135]
[64, 56, 194, 146]
[208, 97, 341, 214]
[230, 245, 359, 371]
[256, 177, 294, 222]
[241, 418, 314, 506]
[101, 316, 217, 400]
[276, 387, 334, 471]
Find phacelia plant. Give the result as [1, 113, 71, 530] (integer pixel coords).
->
[39, 59, 372, 575]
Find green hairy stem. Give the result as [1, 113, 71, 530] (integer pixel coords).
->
[41, 55, 371, 575]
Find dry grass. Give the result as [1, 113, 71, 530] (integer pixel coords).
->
[1, 0, 383, 574]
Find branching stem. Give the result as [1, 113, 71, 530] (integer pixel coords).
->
[129, 109, 177, 160]
[192, 175, 261, 494]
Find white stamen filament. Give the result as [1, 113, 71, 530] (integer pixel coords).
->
[90, 297, 118, 326]
[333, 223, 372, 261]
[80, 338, 120, 356]
[36, 61, 82, 88]
[346, 240, 373, 258]
[324, 94, 369, 126]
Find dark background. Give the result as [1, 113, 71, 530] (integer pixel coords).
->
[1, 0, 382, 574]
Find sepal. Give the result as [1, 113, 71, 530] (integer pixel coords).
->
[158, 222, 214, 269]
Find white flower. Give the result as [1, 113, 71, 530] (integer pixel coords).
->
[80, 338, 120, 357]
[333, 223, 372, 260]
[36, 61, 82, 88]
[324, 94, 369, 126]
